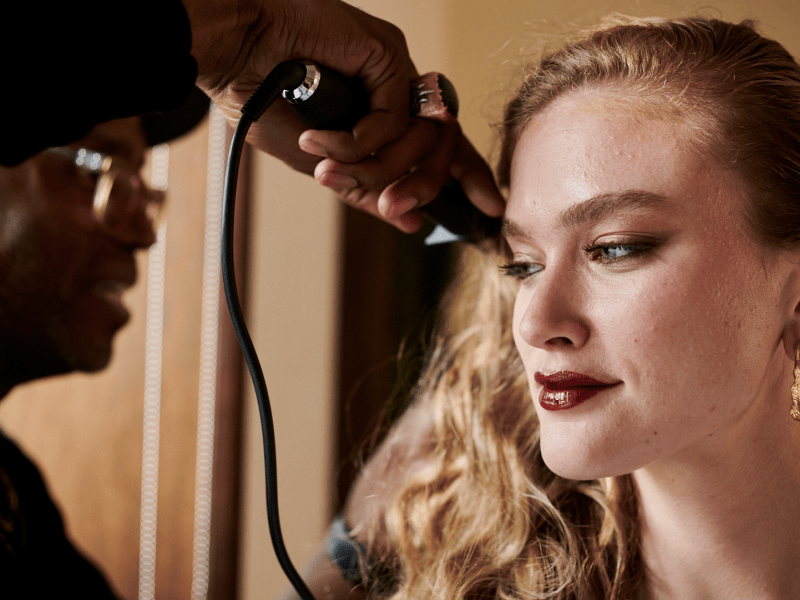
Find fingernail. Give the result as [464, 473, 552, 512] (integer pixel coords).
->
[386, 196, 418, 218]
[318, 171, 358, 189]
[300, 137, 327, 157]
[396, 210, 424, 234]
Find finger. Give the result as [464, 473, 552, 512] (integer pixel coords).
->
[323, 181, 424, 234]
[376, 118, 462, 218]
[316, 165, 359, 191]
[300, 104, 410, 164]
[336, 44, 416, 161]
[449, 134, 505, 217]
[240, 99, 324, 175]
[314, 119, 440, 190]
[300, 52, 417, 163]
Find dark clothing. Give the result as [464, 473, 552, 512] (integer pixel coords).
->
[1, 0, 198, 165]
[0, 429, 118, 598]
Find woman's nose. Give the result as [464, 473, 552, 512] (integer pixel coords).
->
[515, 263, 589, 350]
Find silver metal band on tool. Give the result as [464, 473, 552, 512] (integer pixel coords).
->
[282, 60, 322, 103]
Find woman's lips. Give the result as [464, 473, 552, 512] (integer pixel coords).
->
[534, 371, 619, 411]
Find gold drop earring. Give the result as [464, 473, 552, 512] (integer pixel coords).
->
[791, 344, 800, 421]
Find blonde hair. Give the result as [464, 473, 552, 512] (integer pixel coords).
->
[365, 15, 800, 599]
[498, 15, 800, 249]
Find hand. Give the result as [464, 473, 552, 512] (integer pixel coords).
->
[184, 0, 504, 231]
[313, 117, 504, 232]
[185, 0, 413, 174]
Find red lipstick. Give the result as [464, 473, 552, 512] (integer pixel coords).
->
[534, 371, 618, 411]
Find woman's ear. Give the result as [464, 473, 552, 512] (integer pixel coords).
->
[784, 329, 800, 363]
[781, 262, 800, 361]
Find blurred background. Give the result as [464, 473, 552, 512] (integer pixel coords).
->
[1, 0, 798, 598]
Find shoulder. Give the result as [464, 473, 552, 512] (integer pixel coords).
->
[363, 399, 438, 493]
[0, 429, 120, 598]
[0, 428, 50, 501]
[345, 399, 438, 540]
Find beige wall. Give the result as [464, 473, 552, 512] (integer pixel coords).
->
[239, 0, 800, 598]
[237, 151, 340, 597]
[446, 0, 800, 162]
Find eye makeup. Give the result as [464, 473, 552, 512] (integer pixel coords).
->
[499, 261, 542, 281]
[581, 241, 656, 264]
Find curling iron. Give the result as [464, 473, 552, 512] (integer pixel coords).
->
[221, 60, 500, 600]
[279, 60, 501, 244]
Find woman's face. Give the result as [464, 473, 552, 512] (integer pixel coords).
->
[504, 90, 798, 480]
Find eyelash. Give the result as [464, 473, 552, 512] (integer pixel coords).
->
[581, 242, 653, 263]
[499, 262, 542, 281]
[499, 242, 654, 281]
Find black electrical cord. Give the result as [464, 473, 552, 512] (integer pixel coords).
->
[221, 61, 316, 600]
[222, 59, 501, 600]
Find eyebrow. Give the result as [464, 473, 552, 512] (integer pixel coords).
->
[501, 189, 675, 239]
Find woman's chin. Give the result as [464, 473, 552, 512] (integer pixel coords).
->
[543, 457, 606, 481]
[540, 439, 639, 481]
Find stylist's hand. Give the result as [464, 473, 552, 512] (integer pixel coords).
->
[184, 0, 504, 231]
[314, 116, 504, 232]
[186, 0, 413, 175]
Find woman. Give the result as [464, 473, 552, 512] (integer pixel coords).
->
[292, 14, 800, 600]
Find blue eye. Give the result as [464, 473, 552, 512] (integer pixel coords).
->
[583, 243, 652, 263]
[499, 261, 543, 281]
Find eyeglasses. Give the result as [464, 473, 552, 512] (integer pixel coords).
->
[44, 146, 165, 233]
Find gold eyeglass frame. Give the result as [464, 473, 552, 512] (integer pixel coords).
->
[44, 146, 164, 226]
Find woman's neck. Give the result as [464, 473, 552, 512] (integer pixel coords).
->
[633, 371, 800, 599]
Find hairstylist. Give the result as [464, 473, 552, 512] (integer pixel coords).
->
[2, 0, 503, 230]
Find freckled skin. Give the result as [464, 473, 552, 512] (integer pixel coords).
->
[505, 90, 798, 480]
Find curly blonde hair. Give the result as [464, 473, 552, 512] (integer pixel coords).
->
[365, 15, 800, 599]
